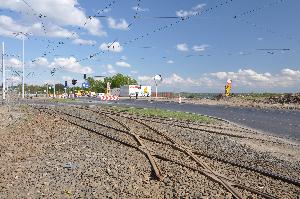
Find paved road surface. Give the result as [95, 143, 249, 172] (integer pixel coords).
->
[113, 99, 300, 140]
[20, 98, 300, 140]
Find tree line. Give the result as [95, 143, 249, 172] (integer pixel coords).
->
[14, 73, 138, 94]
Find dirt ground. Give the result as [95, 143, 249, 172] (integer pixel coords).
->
[153, 97, 300, 110]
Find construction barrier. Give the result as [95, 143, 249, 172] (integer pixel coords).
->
[98, 95, 119, 101]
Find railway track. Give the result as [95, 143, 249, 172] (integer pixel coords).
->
[84, 106, 290, 146]
[62, 105, 300, 182]
[84, 107, 300, 182]
[32, 105, 300, 198]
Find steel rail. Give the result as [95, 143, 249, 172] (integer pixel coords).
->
[80, 106, 300, 187]
[35, 106, 164, 181]
[89, 106, 300, 187]
[91, 107, 285, 145]
[33, 106, 298, 198]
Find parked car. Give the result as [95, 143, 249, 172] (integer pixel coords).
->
[97, 93, 105, 98]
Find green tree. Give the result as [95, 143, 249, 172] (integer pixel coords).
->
[87, 77, 105, 93]
[104, 73, 137, 89]
[55, 83, 65, 94]
[86, 74, 138, 93]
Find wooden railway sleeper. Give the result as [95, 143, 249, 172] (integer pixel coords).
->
[153, 154, 278, 199]
[42, 106, 165, 183]
[33, 106, 291, 198]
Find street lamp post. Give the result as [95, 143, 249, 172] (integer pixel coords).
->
[45, 83, 48, 98]
[154, 75, 162, 99]
[13, 32, 28, 99]
[2, 42, 5, 100]
[22, 37, 25, 99]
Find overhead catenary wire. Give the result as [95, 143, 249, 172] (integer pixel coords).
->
[127, 0, 142, 29]
[75, 0, 235, 63]
[232, 0, 299, 44]
[81, 0, 117, 27]
[20, 0, 47, 34]
[233, 0, 288, 19]
[7, 0, 235, 77]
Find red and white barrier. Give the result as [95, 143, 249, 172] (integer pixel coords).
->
[98, 95, 119, 100]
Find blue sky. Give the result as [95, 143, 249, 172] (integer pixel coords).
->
[0, 0, 299, 93]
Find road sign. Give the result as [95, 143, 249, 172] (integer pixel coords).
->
[82, 82, 90, 89]
[72, 79, 77, 85]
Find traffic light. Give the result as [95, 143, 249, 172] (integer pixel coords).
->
[83, 74, 87, 79]
[72, 79, 77, 85]
[64, 81, 68, 87]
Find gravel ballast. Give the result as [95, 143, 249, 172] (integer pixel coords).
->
[0, 104, 299, 198]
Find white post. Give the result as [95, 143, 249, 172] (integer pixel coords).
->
[155, 84, 158, 98]
[46, 83, 48, 97]
[22, 37, 25, 99]
[179, 93, 182, 103]
[2, 42, 5, 100]
[53, 83, 56, 98]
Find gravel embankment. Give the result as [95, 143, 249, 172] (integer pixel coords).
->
[1, 104, 299, 198]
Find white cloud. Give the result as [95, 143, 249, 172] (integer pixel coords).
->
[116, 61, 131, 68]
[41, 23, 77, 38]
[34, 57, 49, 66]
[176, 3, 206, 17]
[163, 74, 185, 84]
[107, 17, 129, 30]
[120, 55, 127, 60]
[210, 72, 228, 80]
[99, 42, 123, 52]
[0, 0, 106, 37]
[132, 6, 149, 12]
[95, 8, 111, 14]
[72, 38, 96, 46]
[207, 68, 300, 88]
[84, 17, 107, 36]
[281, 68, 300, 77]
[176, 43, 189, 51]
[130, 70, 138, 75]
[193, 44, 209, 52]
[192, 4, 206, 10]
[62, 76, 72, 81]
[7, 76, 21, 83]
[137, 73, 197, 86]
[49, 57, 93, 74]
[137, 68, 300, 92]
[0, 15, 77, 39]
[0, 15, 28, 38]
[167, 60, 174, 64]
[138, 76, 153, 82]
[6, 58, 22, 68]
[102, 64, 116, 75]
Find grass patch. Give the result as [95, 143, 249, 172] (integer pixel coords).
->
[105, 106, 215, 123]
[48, 98, 76, 103]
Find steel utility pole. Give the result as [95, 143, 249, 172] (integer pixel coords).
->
[2, 42, 5, 100]
[155, 83, 158, 98]
[22, 37, 25, 99]
[46, 83, 48, 97]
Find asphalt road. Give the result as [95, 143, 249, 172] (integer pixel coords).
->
[112, 99, 300, 140]
[18, 98, 300, 141]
